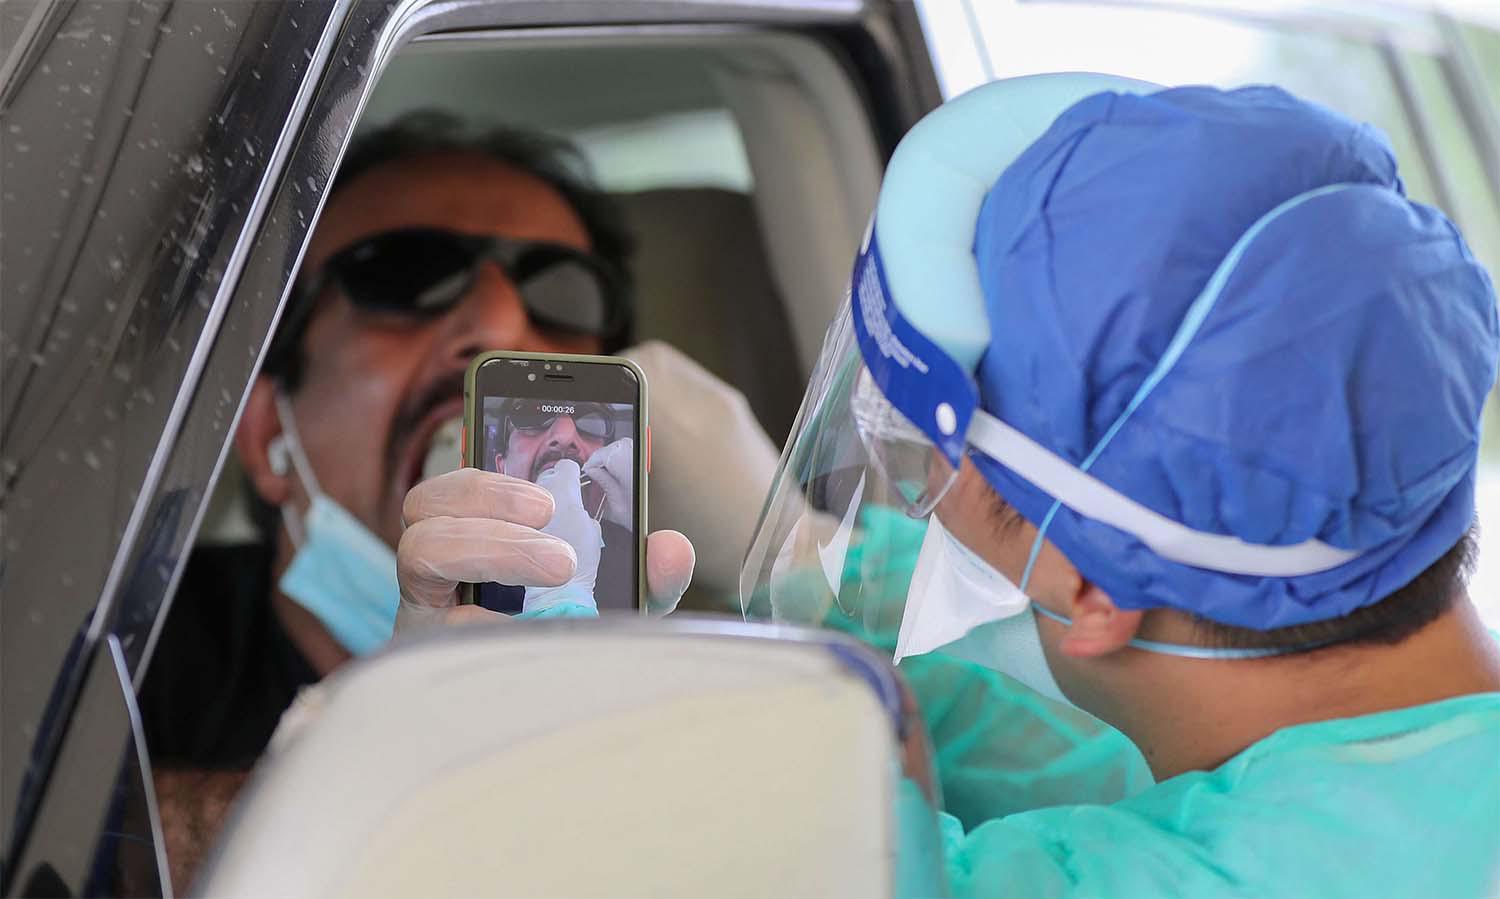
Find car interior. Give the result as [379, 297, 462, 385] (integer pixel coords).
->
[195, 27, 890, 612]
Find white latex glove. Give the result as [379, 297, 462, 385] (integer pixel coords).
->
[395, 468, 695, 636]
[581, 437, 634, 529]
[621, 342, 782, 593]
[523, 459, 603, 614]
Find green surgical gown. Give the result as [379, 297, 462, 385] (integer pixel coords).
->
[940, 692, 1500, 898]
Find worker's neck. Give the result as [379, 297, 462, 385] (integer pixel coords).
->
[1114, 599, 1500, 782]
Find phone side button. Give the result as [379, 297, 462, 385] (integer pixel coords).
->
[461, 424, 468, 466]
[646, 426, 651, 473]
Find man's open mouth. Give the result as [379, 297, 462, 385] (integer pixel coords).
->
[402, 400, 465, 494]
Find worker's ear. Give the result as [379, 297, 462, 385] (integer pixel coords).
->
[1055, 582, 1143, 659]
[236, 376, 293, 507]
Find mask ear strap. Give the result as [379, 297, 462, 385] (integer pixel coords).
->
[271, 392, 323, 548]
[272, 391, 324, 498]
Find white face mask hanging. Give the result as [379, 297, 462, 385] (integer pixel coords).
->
[896, 515, 1072, 707]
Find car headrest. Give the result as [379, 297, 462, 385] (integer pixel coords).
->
[195, 620, 936, 898]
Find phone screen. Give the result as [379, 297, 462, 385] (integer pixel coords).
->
[470, 356, 642, 614]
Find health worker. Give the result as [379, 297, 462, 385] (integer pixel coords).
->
[739, 73, 1500, 897]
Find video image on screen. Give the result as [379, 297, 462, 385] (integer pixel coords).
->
[477, 396, 637, 614]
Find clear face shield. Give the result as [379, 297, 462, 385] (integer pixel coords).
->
[739, 298, 963, 646]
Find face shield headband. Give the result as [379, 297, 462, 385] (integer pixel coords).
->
[739, 215, 1359, 661]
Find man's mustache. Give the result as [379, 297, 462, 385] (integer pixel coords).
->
[531, 445, 584, 481]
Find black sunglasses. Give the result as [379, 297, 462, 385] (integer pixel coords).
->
[273, 227, 626, 360]
[503, 401, 617, 444]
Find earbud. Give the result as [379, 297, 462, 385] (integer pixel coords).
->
[268, 434, 290, 477]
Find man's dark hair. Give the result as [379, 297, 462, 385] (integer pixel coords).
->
[1194, 526, 1478, 651]
[261, 110, 634, 390]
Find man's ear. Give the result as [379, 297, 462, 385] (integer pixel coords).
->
[236, 377, 293, 507]
[1056, 582, 1144, 659]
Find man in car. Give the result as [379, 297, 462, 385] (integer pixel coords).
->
[138, 111, 694, 889]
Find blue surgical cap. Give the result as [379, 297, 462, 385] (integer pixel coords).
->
[971, 85, 1499, 630]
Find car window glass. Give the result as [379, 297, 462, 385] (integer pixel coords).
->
[571, 108, 753, 193]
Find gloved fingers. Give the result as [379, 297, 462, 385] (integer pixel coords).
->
[402, 467, 553, 529]
[644, 529, 695, 616]
[397, 515, 577, 611]
[582, 438, 633, 517]
[536, 458, 586, 506]
[582, 438, 632, 482]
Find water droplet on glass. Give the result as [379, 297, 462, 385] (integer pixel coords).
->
[6, 124, 19, 134]
[112, 362, 132, 381]
[185, 154, 204, 176]
[29, 609, 44, 625]
[29, 352, 45, 366]
[83, 450, 102, 470]
[14, 143, 29, 153]
[56, 448, 71, 463]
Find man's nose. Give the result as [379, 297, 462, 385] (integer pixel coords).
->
[433, 262, 546, 364]
[544, 415, 583, 448]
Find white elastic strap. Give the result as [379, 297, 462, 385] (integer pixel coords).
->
[966, 410, 1357, 577]
[272, 391, 324, 498]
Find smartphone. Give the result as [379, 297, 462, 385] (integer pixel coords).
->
[462, 351, 648, 613]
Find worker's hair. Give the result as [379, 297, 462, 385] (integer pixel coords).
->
[259, 110, 634, 390]
[1193, 527, 1477, 650]
[983, 479, 1476, 649]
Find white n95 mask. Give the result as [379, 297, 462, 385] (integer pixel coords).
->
[272, 393, 400, 656]
[895, 515, 1071, 707]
